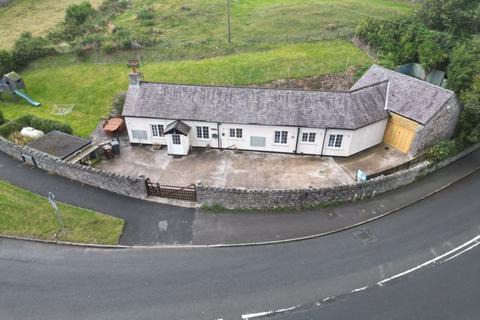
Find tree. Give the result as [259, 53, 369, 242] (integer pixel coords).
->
[12, 32, 49, 68]
[447, 37, 480, 92]
[417, 0, 480, 35]
[0, 50, 14, 75]
[418, 39, 448, 71]
[457, 75, 480, 146]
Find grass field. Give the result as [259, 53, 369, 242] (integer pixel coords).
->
[0, 0, 104, 49]
[0, 179, 124, 244]
[109, 0, 413, 61]
[0, 40, 370, 136]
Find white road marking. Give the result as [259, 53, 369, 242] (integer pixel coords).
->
[158, 220, 168, 232]
[241, 305, 299, 319]
[351, 286, 369, 293]
[439, 241, 480, 264]
[378, 264, 385, 278]
[378, 235, 480, 286]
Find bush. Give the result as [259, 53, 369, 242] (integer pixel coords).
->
[425, 140, 458, 162]
[0, 50, 14, 75]
[137, 7, 155, 24]
[0, 110, 5, 126]
[0, 115, 73, 138]
[101, 41, 116, 54]
[12, 32, 50, 68]
[65, 1, 96, 26]
[447, 37, 480, 92]
[112, 28, 133, 49]
[112, 92, 126, 114]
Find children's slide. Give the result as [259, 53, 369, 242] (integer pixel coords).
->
[13, 89, 41, 107]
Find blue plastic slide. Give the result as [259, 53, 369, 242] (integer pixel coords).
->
[14, 89, 41, 107]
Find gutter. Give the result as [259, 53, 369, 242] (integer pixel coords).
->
[320, 128, 328, 156]
[294, 127, 300, 153]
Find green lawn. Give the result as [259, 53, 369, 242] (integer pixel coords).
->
[0, 179, 124, 244]
[109, 0, 413, 61]
[0, 0, 104, 49]
[0, 40, 370, 137]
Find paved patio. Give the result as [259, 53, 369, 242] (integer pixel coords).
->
[95, 142, 410, 189]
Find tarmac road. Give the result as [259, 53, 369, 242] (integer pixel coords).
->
[1, 171, 479, 319]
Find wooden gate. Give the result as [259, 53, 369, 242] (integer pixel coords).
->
[145, 178, 197, 201]
[383, 113, 420, 154]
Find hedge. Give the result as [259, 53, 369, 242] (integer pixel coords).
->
[0, 115, 73, 138]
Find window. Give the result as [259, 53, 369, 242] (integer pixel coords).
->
[301, 132, 316, 143]
[151, 124, 164, 137]
[274, 131, 288, 144]
[229, 128, 243, 139]
[172, 134, 181, 145]
[328, 134, 343, 148]
[196, 126, 209, 139]
[132, 130, 147, 140]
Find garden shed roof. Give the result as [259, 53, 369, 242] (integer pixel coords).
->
[351, 65, 455, 125]
[123, 80, 388, 130]
[27, 131, 91, 160]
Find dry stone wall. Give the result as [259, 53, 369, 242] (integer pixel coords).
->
[197, 143, 480, 210]
[0, 136, 147, 199]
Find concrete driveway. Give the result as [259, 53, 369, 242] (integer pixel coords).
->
[96, 146, 354, 188]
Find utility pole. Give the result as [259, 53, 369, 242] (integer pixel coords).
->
[227, 0, 232, 44]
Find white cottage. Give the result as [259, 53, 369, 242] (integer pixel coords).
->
[122, 65, 460, 157]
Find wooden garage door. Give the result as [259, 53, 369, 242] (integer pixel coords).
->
[383, 114, 419, 154]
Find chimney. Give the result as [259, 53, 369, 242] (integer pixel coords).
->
[129, 73, 141, 87]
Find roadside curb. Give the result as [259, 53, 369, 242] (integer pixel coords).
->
[2, 164, 479, 250]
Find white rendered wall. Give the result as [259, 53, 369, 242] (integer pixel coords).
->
[297, 128, 326, 155]
[218, 123, 298, 153]
[125, 117, 169, 144]
[348, 118, 388, 156]
[182, 120, 219, 148]
[322, 129, 353, 157]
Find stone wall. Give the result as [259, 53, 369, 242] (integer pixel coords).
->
[412, 96, 462, 155]
[0, 136, 147, 199]
[197, 143, 480, 210]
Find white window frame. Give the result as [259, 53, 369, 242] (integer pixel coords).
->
[229, 128, 243, 139]
[274, 130, 288, 145]
[172, 134, 181, 145]
[301, 132, 316, 144]
[151, 124, 164, 137]
[327, 134, 344, 149]
[196, 126, 210, 140]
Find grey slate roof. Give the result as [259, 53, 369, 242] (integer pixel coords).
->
[165, 120, 191, 135]
[123, 81, 388, 130]
[351, 65, 455, 125]
[27, 131, 91, 160]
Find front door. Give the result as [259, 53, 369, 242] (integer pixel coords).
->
[169, 134, 183, 155]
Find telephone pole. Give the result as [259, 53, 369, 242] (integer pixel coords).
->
[227, 0, 232, 44]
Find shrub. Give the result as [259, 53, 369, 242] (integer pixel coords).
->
[0, 110, 5, 126]
[112, 92, 127, 114]
[65, 1, 96, 26]
[12, 32, 50, 68]
[447, 37, 480, 92]
[137, 7, 155, 24]
[0, 115, 72, 138]
[112, 28, 133, 49]
[425, 140, 458, 162]
[101, 41, 116, 54]
[0, 50, 14, 75]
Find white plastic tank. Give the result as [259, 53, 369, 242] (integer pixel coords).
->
[20, 127, 44, 140]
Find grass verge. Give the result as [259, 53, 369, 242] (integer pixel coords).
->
[0, 179, 124, 244]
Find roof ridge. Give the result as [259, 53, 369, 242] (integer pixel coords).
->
[138, 80, 354, 94]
